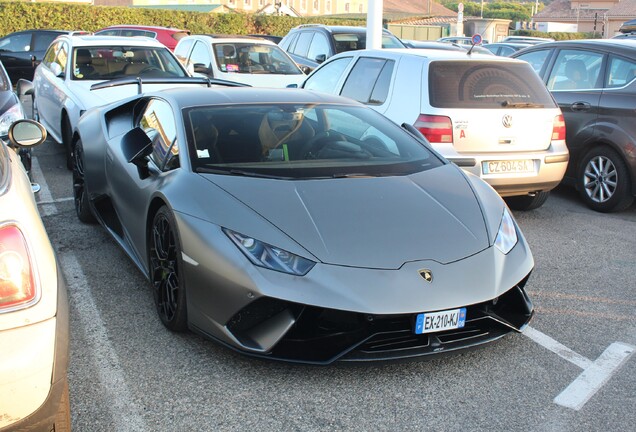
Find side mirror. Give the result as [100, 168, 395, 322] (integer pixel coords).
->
[50, 62, 64, 78]
[301, 66, 311, 75]
[16, 79, 34, 97]
[193, 63, 212, 76]
[8, 120, 47, 148]
[121, 127, 152, 179]
[314, 54, 326, 64]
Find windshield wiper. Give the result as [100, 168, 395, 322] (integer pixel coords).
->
[196, 166, 290, 179]
[501, 101, 544, 108]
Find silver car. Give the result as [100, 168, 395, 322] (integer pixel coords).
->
[73, 87, 534, 364]
[302, 49, 570, 210]
[1, 120, 70, 430]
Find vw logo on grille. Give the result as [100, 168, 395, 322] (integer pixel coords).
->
[502, 114, 513, 128]
[419, 269, 433, 283]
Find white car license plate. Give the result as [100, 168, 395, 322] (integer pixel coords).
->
[482, 160, 534, 174]
[414, 308, 467, 334]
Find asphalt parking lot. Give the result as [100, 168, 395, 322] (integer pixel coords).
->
[30, 134, 635, 431]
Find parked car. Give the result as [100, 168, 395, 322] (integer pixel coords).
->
[301, 49, 569, 210]
[438, 36, 489, 45]
[247, 34, 283, 44]
[0, 29, 86, 83]
[0, 60, 26, 136]
[72, 86, 535, 363]
[404, 39, 494, 55]
[31, 34, 201, 169]
[94, 25, 190, 51]
[502, 36, 554, 45]
[612, 32, 636, 40]
[174, 35, 306, 87]
[1, 118, 70, 431]
[483, 42, 532, 57]
[512, 39, 636, 212]
[278, 24, 405, 72]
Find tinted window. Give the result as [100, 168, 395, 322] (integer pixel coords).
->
[140, 99, 179, 171]
[607, 55, 636, 88]
[429, 61, 556, 108]
[341, 58, 394, 105]
[293, 32, 313, 57]
[213, 42, 301, 75]
[307, 33, 330, 60]
[184, 103, 442, 178]
[95, 30, 120, 37]
[515, 49, 551, 74]
[279, 32, 298, 51]
[0, 33, 31, 52]
[304, 56, 352, 93]
[33, 32, 60, 51]
[547, 49, 604, 90]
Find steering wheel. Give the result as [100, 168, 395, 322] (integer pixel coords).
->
[302, 131, 346, 159]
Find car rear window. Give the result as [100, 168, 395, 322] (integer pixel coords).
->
[429, 60, 556, 109]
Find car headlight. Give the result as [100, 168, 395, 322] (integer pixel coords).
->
[494, 207, 518, 254]
[0, 103, 25, 137]
[224, 229, 315, 276]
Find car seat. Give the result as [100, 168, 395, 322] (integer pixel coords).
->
[75, 49, 95, 78]
[258, 111, 315, 160]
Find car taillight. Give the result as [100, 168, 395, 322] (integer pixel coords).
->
[552, 114, 566, 141]
[0, 225, 37, 310]
[414, 115, 453, 143]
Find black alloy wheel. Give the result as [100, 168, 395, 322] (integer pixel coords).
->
[62, 116, 74, 170]
[149, 206, 188, 331]
[578, 146, 633, 212]
[72, 139, 95, 223]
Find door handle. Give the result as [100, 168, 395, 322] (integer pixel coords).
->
[571, 102, 591, 111]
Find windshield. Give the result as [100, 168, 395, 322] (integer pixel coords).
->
[212, 42, 302, 75]
[71, 46, 187, 80]
[184, 103, 443, 179]
[333, 33, 404, 53]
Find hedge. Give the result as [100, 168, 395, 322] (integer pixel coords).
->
[510, 29, 602, 41]
[0, 2, 366, 37]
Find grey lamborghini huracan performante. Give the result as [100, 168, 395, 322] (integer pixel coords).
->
[73, 87, 534, 364]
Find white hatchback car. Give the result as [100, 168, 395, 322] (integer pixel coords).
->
[174, 35, 306, 88]
[302, 49, 570, 210]
[1, 120, 70, 431]
[32, 34, 196, 169]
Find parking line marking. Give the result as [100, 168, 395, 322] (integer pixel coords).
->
[553, 342, 635, 411]
[31, 157, 58, 216]
[61, 253, 147, 431]
[36, 197, 74, 205]
[523, 326, 592, 369]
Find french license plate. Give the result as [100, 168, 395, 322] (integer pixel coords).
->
[482, 160, 534, 174]
[414, 308, 467, 334]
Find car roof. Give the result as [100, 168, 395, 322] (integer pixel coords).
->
[514, 38, 636, 53]
[181, 34, 277, 45]
[98, 25, 187, 32]
[292, 24, 394, 34]
[58, 34, 168, 48]
[331, 48, 519, 62]
[156, 87, 363, 108]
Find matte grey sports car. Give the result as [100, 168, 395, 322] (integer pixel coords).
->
[73, 87, 534, 364]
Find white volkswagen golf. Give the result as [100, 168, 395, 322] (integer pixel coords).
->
[302, 49, 569, 210]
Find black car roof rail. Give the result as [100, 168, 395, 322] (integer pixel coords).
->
[90, 76, 250, 94]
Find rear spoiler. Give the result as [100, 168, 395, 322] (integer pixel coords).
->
[90, 76, 250, 94]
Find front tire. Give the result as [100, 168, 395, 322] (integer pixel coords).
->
[505, 191, 550, 211]
[149, 206, 188, 332]
[578, 146, 633, 212]
[72, 138, 96, 223]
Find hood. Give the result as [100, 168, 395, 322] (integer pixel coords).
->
[206, 164, 489, 269]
